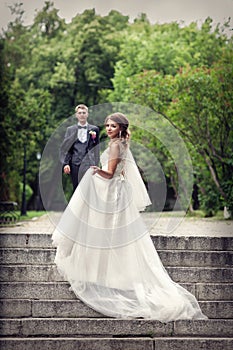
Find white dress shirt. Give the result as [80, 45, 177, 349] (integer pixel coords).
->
[78, 123, 88, 143]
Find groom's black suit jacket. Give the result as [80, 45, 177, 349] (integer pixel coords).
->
[60, 123, 100, 169]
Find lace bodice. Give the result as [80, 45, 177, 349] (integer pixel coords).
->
[100, 139, 128, 177]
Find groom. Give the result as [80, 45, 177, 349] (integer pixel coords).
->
[60, 104, 100, 191]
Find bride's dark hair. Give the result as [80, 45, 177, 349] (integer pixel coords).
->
[105, 112, 130, 140]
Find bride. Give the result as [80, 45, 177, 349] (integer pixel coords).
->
[52, 112, 207, 322]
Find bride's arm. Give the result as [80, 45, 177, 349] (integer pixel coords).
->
[91, 142, 120, 179]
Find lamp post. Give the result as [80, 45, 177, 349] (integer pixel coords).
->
[21, 143, 27, 216]
[36, 151, 41, 211]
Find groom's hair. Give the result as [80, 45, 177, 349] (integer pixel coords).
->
[75, 104, 88, 112]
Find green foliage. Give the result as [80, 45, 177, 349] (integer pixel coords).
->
[108, 17, 229, 102]
[108, 21, 232, 215]
[17, 211, 46, 221]
[168, 59, 233, 214]
[31, 1, 66, 38]
[199, 183, 221, 217]
[222, 180, 233, 217]
[0, 3, 128, 204]
[19, 182, 33, 205]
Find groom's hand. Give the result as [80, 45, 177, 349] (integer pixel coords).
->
[63, 165, 71, 174]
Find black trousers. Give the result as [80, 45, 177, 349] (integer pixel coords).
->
[70, 163, 89, 192]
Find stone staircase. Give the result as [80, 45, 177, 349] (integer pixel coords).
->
[0, 230, 232, 349]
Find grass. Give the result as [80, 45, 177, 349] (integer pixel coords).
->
[1, 209, 231, 228]
[186, 210, 232, 220]
[16, 210, 46, 221]
[0, 210, 46, 227]
[17, 210, 232, 221]
[146, 209, 232, 221]
[186, 210, 206, 218]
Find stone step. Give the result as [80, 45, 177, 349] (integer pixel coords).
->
[0, 318, 232, 337]
[0, 233, 232, 349]
[0, 233, 232, 250]
[0, 337, 233, 350]
[1, 248, 232, 267]
[0, 338, 153, 350]
[0, 281, 232, 301]
[152, 338, 233, 350]
[0, 299, 232, 319]
[1, 264, 232, 283]
[0, 233, 52, 249]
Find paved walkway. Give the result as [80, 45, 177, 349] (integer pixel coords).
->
[0, 211, 232, 237]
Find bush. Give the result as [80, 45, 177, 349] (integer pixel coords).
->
[199, 184, 221, 217]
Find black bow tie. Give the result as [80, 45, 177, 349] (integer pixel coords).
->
[78, 125, 87, 129]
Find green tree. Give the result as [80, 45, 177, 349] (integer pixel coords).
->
[1, 1, 232, 217]
[168, 54, 233, 215]
[121, 52, 233, 215]
[32, 1, 66, 38]
[0, 3, 129, 203]
[108, 18, 229, 101]
[0, 2, 31, 201]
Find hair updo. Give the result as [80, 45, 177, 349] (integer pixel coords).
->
[105, 112, 130, 140]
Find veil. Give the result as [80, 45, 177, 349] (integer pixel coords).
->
[124, 149, 152, 212]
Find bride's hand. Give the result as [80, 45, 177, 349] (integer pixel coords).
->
[91, 166, 100, 175]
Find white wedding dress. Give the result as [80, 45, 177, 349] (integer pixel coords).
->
[52, 139, 207, 322]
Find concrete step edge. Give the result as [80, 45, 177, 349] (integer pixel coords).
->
[1, 265, 232, 283]
[1, 281, 232, 285]
[0, 337, 233, 340]
[0, 336, 233, 340]
[0, 318, 233, 338]
[1, 281, 232, 302]
[1, 249, 231, 268]
[0, 233, 232, 250]
[1, 298, 232, 303]
[1, 317, 232, 321]
[1, 338, 233, 350]
[1, 299, 232, 319]
[1, 247, 232, 252]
